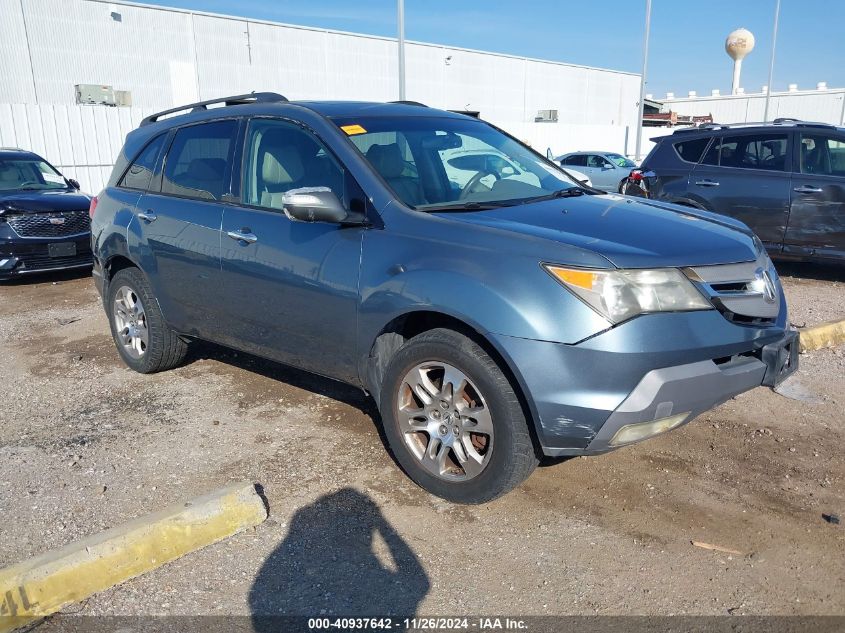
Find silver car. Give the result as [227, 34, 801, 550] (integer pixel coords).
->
[556, 151, 637, 192]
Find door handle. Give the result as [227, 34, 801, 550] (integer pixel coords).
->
[137, 210, 157, 222]
[226, 229, 258, 244]
[793, 185, 823, 194]
[694, 180, 720, 187]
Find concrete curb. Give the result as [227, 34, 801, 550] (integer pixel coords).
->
[800, 319, 845, 352]
[0, 482, 267, 632]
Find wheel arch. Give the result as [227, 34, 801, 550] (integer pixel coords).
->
[362, 309, 543, 454]
[669, 195, 711, 210]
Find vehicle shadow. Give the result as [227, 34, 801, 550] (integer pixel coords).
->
[249, 488, 430, 627]
[183, 341, 403, 472]
[184, 340, 378, 420]
[775, 260, 845, 283]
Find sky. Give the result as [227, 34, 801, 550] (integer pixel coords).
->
[139, 0, 844, 98]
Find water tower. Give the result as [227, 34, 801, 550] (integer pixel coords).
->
[726, 28, 755, 95]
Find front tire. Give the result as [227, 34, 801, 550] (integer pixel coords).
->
[106, 267, 188, 373]
[379, 328, 538, 504]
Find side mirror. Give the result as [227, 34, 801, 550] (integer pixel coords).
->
[282, 188, 348, 224]
[67, 178, 81, 189]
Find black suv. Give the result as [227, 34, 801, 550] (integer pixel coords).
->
[622, 119, 845, 263]
[0, 148, 92, 279]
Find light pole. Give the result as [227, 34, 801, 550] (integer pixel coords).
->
[763, 0, 781, 121]
[634, 0, 652, 161]
[398, 0, 406, 100]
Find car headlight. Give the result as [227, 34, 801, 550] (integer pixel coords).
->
[543, 264, 712, 324]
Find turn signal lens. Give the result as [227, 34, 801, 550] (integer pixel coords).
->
[547, 267, 597, 290]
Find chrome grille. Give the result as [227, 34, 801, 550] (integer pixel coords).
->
[7, 210, 90, 238]
[685, 254, 781, 324]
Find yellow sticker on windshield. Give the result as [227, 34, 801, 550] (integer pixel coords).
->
[341, 124, 367, 135]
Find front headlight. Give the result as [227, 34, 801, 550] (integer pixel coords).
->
[544, 264, 712, 324]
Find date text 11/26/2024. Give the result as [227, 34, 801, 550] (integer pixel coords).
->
[307, 617, 528, 630]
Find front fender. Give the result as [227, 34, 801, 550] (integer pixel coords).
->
[357, 230, 611, 354]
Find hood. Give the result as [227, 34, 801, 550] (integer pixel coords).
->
[0, 189, 92, 214]
[436, 193, 758, 268]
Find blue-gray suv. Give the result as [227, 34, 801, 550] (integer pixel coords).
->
[91, 93, 798, 503]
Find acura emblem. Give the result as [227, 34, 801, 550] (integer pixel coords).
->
[761, 270, 777, 304]
[49, 217, 66, 225]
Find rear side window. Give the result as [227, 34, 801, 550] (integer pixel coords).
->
[800, 133, 845, 176]
[586, 155, 612, 168]
[700, 133, 788, 171]
[562, 155, 587, 167]
[673, 137, 710, 163]
[162, 120, 238, 201]
[119, 134, 165, 190]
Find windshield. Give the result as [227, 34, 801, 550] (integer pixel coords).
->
[334, 116, 586, 210]
[606, 153, 637, 168]
[0, 158, 68, 191]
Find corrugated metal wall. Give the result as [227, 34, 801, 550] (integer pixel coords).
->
[0, 103, 645, 194]
[0, 0, 645, 192]
[0, 0, 641, 127]
[0, 103, 156, 193]
[665, 90, 845, 125]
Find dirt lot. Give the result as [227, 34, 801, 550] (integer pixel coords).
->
[1, 263, 843, 620]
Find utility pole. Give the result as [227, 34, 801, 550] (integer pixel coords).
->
[397, 0, 406, 100]
[634, 0, 652, 161]
[763, 0, 781, 122]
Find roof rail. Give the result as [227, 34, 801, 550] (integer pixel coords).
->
[141, 92, 288, 126]
[672, 123, 729, 133]
[389, 100, 428, 107]
[771, 118, 836, 129]
[673, 118, 838, 134]
[0, 146, 25, 151]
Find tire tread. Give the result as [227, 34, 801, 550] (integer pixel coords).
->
[380, 327, 538, 503]
[107, 267, 188, 374]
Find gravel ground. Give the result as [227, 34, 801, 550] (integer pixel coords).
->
[777, 261, 845, 327]
[0, 267, 843, 622]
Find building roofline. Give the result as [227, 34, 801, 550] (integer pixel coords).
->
[83, 0, 640, 78]
[665, 87, 845, 102]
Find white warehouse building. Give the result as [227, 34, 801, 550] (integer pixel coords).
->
[659, 85, 845, 126]
[0, 0, 642, 192]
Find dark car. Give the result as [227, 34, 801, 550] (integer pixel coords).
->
[91, 93, 797, 503]
[0, 148, 93, 279]
[621, 119, 845, 263]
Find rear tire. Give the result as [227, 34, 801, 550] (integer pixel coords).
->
[379, 328, 538, 504]
[106, 267, 188, 374]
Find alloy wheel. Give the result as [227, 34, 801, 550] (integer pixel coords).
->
[396, 362, 494, 481]
[113, 285, 148, 359]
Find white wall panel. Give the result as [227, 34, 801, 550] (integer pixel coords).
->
[247, 24, 328, 100]
[666, 90, 845, 126]
[3, 0, 640, 124]
[0, 104, 155, 193]
[0, 0, 37, 103]
[18, 0, 196, 106]
[1, 0, 651, 190]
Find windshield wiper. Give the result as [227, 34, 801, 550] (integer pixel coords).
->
[523, 188, 591, 203]
[424, 201, 512, 212]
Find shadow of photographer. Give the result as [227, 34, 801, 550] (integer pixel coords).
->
[249, 488, 429, 628]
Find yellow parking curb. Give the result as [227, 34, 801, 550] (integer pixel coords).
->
[799, 319, 845, 353]
[0, 482, 267, 632]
